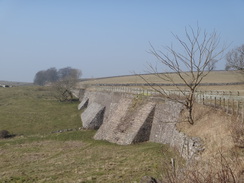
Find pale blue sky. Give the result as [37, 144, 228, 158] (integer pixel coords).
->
[0, 0, 244, 82]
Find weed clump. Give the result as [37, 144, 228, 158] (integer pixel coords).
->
[0, 130, 11, 139]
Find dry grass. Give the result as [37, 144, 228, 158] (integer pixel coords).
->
[177, 104, 235, 159]
[175, 103, 244, 182]
[81, 71, 242, 84]
[79, 71, 244, 95]
[160, 149, 244, 182]
[230, 118, 244, 148]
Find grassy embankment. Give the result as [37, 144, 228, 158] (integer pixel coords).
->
[0, 86, 176, 183]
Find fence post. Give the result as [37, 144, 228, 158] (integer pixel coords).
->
[242, 100, 244, 122]
[220, 97, 222, 108]
[232, 99, 235, 114]
[214, 97, 216, 107]
[227, 99, 229, 113]
[223, 98, 225, 111]
[237, 101, 240, 115]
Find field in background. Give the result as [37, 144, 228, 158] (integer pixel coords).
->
[0, 80, 32, 86]
[79, 70, 244, 93]
[0, 86, 176, 182]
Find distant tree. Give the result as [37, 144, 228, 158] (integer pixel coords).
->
[140, 25, 226, 125]
[57, 67, 81, 80]
[46, 67, 58, 83]
[34, 67, 82, 101]
[225, 44, 244, 71]
[34, 70, 47, 86]
[34, 68, 58, 85]
[34, 67, 81, 86]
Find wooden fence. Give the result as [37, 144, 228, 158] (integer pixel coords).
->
[196, 94, 244, 121]
[88, 86, 244, 121]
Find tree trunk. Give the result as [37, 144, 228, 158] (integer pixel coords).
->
[187, 91, 195, 125]
[188, 107, 194, 125]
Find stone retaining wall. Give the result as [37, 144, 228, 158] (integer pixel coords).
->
[78, 90, 204, 160]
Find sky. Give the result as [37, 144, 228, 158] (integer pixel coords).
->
[0, 0, 244, 82]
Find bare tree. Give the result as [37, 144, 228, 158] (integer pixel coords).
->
[141, 26, 226, 125]
[225, 44, 244, 71]
[52, 68, 82, 102]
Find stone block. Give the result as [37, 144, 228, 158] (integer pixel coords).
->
[81, 103, 105, 129]
[94, 97, 156, 145]
[78, 98, 89, 110]
[94, 98, 131, 142]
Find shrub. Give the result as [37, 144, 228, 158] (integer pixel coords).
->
[0, 130, 11, 139]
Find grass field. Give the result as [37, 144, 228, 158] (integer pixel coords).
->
[0, 86, 177, 182]
[79, 70, 244, 92]
[0, 86, 81, 135]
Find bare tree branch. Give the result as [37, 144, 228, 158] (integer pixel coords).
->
[140, 25, 226, 125]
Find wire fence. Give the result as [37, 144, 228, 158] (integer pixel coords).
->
[86, 85, 244, 121]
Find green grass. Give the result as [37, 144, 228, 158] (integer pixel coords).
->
[0, 86, 81, 136]
[0, 131, 174, 182]
[0, 86, 179, 182]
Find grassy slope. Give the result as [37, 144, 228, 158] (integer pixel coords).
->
[0, 86, 176, 182]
